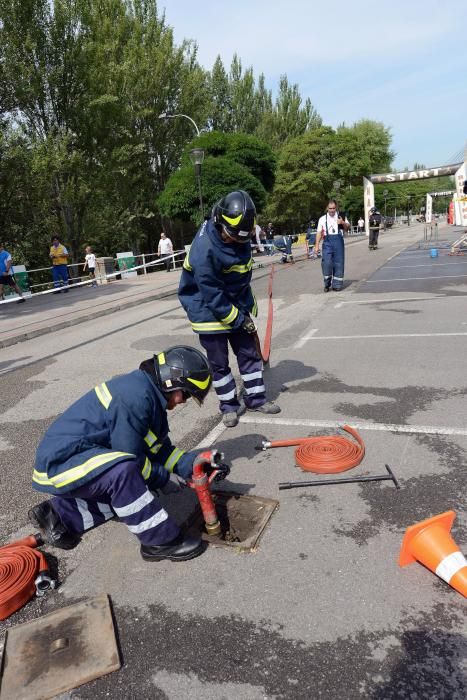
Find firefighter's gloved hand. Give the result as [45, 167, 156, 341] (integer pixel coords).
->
[173, 451, 198, 481]
[160, 476, 185, 495]
[242, 317, 257, 334]
[206, 461, 230, 482]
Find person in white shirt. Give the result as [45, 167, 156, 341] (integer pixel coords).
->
[358, 217, 365, 233]
[315, 199, 350, 292]
[83, 246, 98, 287]
[158, 232, 174, 272]
[252, 223, 264, 254]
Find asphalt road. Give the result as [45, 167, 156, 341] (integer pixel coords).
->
[0, 223, 466, 699]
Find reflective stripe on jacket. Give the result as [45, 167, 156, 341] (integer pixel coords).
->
[33, 370, 187, 495]
[178, 219, 257, 334]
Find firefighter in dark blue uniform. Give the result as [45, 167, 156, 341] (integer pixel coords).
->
[28, 346, 227, 563]
[273, 234, 296, 263]
[315, 199, 350, 292]
[178, 190, 280, 428]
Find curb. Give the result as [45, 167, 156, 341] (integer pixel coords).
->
[0, 264, 275, 349]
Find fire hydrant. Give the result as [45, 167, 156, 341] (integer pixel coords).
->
[188, 450, 229, 537]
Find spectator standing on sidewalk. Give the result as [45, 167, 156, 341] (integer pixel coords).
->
[49, 236, 69, 292]
[315, 200, 350, 292]
[83, 246, 98, 287]
[0, 242, 26, 303]
[358, 216, 365, 233]
[158, 232, 174, 272]
[265, 222, 275, 256]
[178, 190, 280, 428]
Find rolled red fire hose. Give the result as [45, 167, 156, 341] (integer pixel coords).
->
[264, 425, 365, 474]
[0, 534, 52, 620]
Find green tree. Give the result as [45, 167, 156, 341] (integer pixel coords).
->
[267, 120, 395, 229]
[256, 76, 322, 150]
[158, 131, 275, 228]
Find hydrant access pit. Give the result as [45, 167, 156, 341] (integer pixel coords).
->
[184, 491, 279, 552]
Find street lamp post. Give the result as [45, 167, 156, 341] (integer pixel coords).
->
[158, 112, 200, 136]
[406, 195, 412, 227]
[158, 111, 204, 219]
[189, 148, 205, 219]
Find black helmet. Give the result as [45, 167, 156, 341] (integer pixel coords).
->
[154, 346, 212, 405]
[213, 190, 256, 242]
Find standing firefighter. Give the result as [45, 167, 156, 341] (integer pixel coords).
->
[28, 346, 227, 563]
[315, 199, 350, 292]
[178, 190, 280, 428]
[368, 207, 382, 250]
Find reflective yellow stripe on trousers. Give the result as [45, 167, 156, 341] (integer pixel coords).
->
[33, 451, 134, 489]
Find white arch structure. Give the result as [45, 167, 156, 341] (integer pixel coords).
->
[425, 190, 455, 223]
[363, 160, 467, 233]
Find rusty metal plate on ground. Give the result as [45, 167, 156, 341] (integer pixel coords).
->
[185, 491, 279, 552]
[0, 594, 120, 700]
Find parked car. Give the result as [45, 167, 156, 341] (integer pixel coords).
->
[383, 216, 394, 228]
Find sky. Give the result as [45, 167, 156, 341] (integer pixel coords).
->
[161, 0, 467, 171]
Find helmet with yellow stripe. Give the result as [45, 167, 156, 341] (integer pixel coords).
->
[154, 346, 212, 406]
[213, 190, 256, 243]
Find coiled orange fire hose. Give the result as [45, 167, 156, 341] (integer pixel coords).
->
[0, 534, 54, 620]
[260, 425, 365, 474]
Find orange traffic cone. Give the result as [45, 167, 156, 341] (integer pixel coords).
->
[399, 510, 467, 598]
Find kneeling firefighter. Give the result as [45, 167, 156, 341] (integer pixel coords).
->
[178, 190, 280, 428]
[29, 346, 229, 563]
[273, 234, 297, 263]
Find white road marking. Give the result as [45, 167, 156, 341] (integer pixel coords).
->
[294, 326, 318, 349]
[299, 332, 467, 341]
[386, 262, 467, 269]
[365, 274, 467, 283]
[334, 295, 441, 308]
[239, 415, 467, 437]
[195, 419, 226, 449]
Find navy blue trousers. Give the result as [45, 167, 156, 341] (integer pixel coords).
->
[199, 331, 265, 413]
[51, 459, 180, 546]
[52, 264, 69, 289]
[321, 235, 345, 290]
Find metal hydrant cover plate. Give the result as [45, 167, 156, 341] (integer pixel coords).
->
[0, 594, 120, 700]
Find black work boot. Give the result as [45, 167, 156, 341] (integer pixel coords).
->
[247, 401, 281, 415]
[141, 533, 205, 562]
[28, 501, 80, 550]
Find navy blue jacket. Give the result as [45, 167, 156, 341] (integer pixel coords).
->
[178, 219, 257, 334]
[33, 370, 194, 495]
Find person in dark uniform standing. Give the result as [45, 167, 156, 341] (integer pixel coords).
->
[368, 207, 382, 250]
[178, 190, 280, 428]
[315, 200, 350, 292]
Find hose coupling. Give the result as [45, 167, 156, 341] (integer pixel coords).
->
[205, 520, 222, 537]
[35, 571, 56, 597]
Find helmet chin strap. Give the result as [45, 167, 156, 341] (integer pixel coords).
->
[221, 226, 247, 245]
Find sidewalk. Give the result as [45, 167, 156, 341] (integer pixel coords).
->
[0, 236, 374, 349]
[0, 251, 281, 348]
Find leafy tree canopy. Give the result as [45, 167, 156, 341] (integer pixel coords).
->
[159, 131, 273, 226]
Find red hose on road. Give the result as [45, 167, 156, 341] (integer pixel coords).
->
[0, 535, 50, 620]
[265, 425, 365, 474]
[259, 264, 275, 363]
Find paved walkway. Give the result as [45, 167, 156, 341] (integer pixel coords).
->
[0, 239, 372, 348]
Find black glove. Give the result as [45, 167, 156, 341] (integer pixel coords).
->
[242, 317, 257, 334]
[206, 461, 230, 482]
